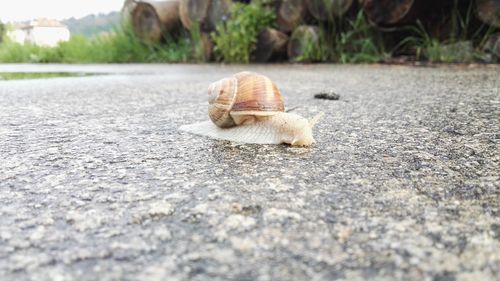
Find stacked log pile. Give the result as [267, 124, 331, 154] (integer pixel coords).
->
[252, 28, 288, 62]
[125, 0, 500, 61]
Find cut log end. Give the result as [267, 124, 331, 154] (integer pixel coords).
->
[122, 0, 138, 19]
[131, 0, 181, 43]
[132, 2, 163, 42]
[476, 0, 500, 28]
[179, 0, 211, 31]
[277, 0, 308, 32]
[206, 0, 232, 31]
[252, 28, 289, 62]
[361, 0, 417, 28]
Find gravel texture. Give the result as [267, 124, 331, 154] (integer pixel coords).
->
[0, 64, 499, 281]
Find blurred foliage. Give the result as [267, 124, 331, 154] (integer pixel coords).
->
[397, 0, 495, 63]
[0, 22, 194, 63]
[211, 1, 275, 63]
[0, 72, 96, 80]
[0, 21, 5, 44]
[294, 11, 386, 63]
[0, 41, 62, 63]
[189, 21, 207, 62]
[0, 0, 497, 64]
[333, 11, 386, 63]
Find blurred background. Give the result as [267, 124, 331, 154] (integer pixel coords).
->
[0, 0, 498, 64]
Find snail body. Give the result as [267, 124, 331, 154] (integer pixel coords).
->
[180, 71, 322, 146]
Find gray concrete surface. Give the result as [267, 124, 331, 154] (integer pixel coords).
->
[0, 64, 499, 281]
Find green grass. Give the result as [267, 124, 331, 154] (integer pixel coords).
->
[396, 0, 496, 63]
[398, 21, 493, 63]
[0, 72, 100, 80]
[0, 22, 196, 63]
[0, 41, 61, 63]
[289, 26, 330, 63]
[332, 11, 387, 63]
[294, 11, 386, 63]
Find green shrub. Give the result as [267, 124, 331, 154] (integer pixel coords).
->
[399, 20, 489, 63]
[291, 26, 330, 63]
[0, 40, 62, 63]
[0, 22, 6, 44]
[60, 23, 192, 63]
[91, 23, 151, 63]
[397, 0, 495, 63]
[58, 35, 96, 63]
[211, 1, 275, 63]
[333, 11, 386, 63]
[293, 11, 386, 63]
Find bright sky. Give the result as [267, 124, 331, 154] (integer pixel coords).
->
[0, 0, 124, 22]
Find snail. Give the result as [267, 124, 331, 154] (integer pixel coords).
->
[179, 71, 323, 146]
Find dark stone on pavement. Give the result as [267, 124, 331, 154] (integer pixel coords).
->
[314, 90, 340, 100]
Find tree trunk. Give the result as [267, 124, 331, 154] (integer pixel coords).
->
[252, 28, 289, 62]
[131, 0, 181, 43]
[287, 25, 321, 61]
[476, 0, 500, 28]
[277, 0, 309, 32]
[179, 0, 232, 32]
[305, 0, 355, 21]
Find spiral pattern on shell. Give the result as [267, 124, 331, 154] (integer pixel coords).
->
[208, 72, 285, 128]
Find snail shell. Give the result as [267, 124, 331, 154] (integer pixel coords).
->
[208, 71, 285, 128]
[180, 72, 322, 146]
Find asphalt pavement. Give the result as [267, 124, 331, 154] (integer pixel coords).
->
[0, 64, 499, 281]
